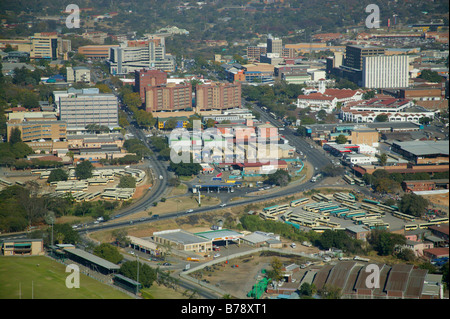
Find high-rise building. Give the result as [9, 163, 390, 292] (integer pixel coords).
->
[109, 36, 175, 75]
[362, 55, 409, 89]
[59, 91, 118, 131]
[195, 82, 242, 111]
[344, 45, 385, 70]
[267, 36, 283, 56]
[247, 44, 267, 62]
[135, 69, 168, 103]
[30, 33, 59, 60]
[145, 83, 192, 112]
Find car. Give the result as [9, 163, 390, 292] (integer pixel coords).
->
[220, 203, 227, 207]
[162, 262, 172, 266]
[214, 253, 221, 258]
[186, 209, 194, 213]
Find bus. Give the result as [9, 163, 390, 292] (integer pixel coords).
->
[269, 112, 277, 119]
[346, 212, 366, 220]
[353, 177, 365, 186]
[377, 204, 397, 213]
[392, 211, 416, 222]
[343, 175, 355, 185]
[329, 208, 350, 216]
[340, 202, 359, 210]
[419, 218, 449, 229]
[404, 224, 418, 231]
[311, 226, 332, 233]
[363, 199, 380, 205]
[290, 198, 309, 207]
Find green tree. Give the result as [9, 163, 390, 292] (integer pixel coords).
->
[398, 193, 429, 217]
[9, 127, 22, 144]
[118, 175, 137, 188]
[75, 160, 94, 180]
[120, 260, 157, 289]
[93, 243, 123, 264]
[375, 114, 389, 122]
[266, 257, 283, 282]
[47, 168, 68, 183]
[379, 153, 388, 166]
[368, 229, 406, 256]
[335, 134, 347, 144]
[266, 169, 291, 187]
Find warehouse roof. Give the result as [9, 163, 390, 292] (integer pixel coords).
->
[63, 248, 120, 270]
[393, 140, 449, 156]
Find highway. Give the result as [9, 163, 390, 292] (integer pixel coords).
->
[251, 104, 332, 171]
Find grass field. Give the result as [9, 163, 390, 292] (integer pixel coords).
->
[0, 256, 132, 299]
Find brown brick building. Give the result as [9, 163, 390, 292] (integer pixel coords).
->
[135, 69, 168, 103]
[145, 83, 192, 112]
[195, 82, 241, 111]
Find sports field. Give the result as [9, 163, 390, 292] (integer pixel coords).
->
[0, 256, 132, 299]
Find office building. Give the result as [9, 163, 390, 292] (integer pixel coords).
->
[109, 37, 175, 75]
[195, 82, 242, 111]
[59, 92, 118, 131]
[344, 45, 385, 70]
[362, 55, 409, 89]
[247, 44, 267, 62]
[30, 32, 59, 60]
[78, 45, 119, 59]
[145, 83, 192, 112]
[7, 119, 67, 143]
[267, 36, 283, 56]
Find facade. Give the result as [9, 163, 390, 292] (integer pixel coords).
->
[78, 45, 119, 59]
[59, 93, 118, 131]
[66, 66, 91, 83]
[196, 82, 241, 111]
[345, 45, 385, 70]
[135, 69, 168, 103]
[362, 55, 409, 89]
[30, 33, 59, 60]
[267, 36, 283, 56]
[109, 39, 175, 75]
[152, 229, 213, 252]
[145, 83, 192, 112]
[1, 239, 44, 256]
[247, 44, 267, 62]
[7, 119, 67, 143]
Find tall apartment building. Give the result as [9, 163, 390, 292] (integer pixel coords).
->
[66, 66, 91, 83]
[30, 33, 59, 60]
[267, 36, 283, 56]
[362, 55, 409, 89]
[247, 44, 267, 62]
[195, 82, 242, 111]
[135, 69, 168, 103]
[145, 83, 192, 112]
[344, 45, 385, 70]
[109, 36, 175, 75]
[78, 45, 119, 59]
[59, 93, 118, 131]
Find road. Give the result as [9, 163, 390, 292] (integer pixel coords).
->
[251, 103, 332, 171]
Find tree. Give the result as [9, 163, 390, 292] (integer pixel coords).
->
[120, 260, 157, 288]
[335, 134, 347, 144]
[398, 193, 429, 217]
[47, 168, 68, 183]
[169, 159, 202, 177]
[266, 257, 283, 282]
[118, 175, 137, 188]
[368, 229, 406, 256]
[375, 114, 388, 122]
[75, 160, 94, 180]
[266, 169, 291, 187]
[419, 69, 443, 83]
[9, 127, 22, 145]
[93, 243, 123, 264]
[378, 153, 388, 166]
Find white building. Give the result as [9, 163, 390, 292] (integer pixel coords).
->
[297, 81, 364, 113]
[340, 96, 437, 124]
[362, 55, 409, 89]
[109, 39, 175, 75]
[66, 66, 91, 83]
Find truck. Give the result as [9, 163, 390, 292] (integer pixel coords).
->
[186, 257, 199, 262]
[159, 175, 164, 180]
[311, 173, 322, 183]
[184, 264, 191, 271]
